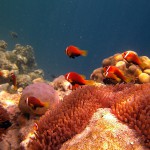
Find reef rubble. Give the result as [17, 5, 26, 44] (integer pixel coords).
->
[0, 41, 149, 150]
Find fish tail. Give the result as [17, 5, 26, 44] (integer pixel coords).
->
[123, 77, 132, 83]
[81, 50, 88, 56]
[44, 102, 49, 108]
[85, 80, 95, 85]
[115, 77, 122, 82]
[13, 85, 17, 91]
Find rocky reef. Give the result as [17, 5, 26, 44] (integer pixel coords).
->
[0, 40, 44, 92]
[0, 40, 149, 150]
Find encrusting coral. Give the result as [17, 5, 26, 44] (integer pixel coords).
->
[28, 83, 150, 149]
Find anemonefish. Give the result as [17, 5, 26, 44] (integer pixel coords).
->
[103, 66, 130, 83]
[10, 73, 17, 90]
[25, 96, 49, 110]
[0, 71, 3, 77]
[122, 51, 146, 69]
[103, 71, 121, 83]
[64, 72, 94, 89]
[65, 45, 87, 58]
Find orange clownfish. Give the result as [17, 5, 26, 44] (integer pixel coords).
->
[0, 71, 3, 77]
[25, 96, 49, 110]
[65, 45, 87, 58]
[64, 72, 94, 88]
[103, 66, 130, 83]
[122, 51, 146, 69]
[103, 71, 121, 83]
[10, 72, 17, 90]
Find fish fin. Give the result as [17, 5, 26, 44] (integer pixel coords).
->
[44, 102, 49, 108]
[85, 80, 95, 85]
[13, 85, 17, 91]
[81, 50, 88, 56]
[81, 74, 86, 79]
[123, 77, 132, 83]
[32, 106, 37, 110]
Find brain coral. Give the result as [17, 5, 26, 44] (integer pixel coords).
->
[18, 82, 60, 115]
[28, 83, 150, 149]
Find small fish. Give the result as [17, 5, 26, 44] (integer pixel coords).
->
[103, 71, 121, 83]
[25, 96, 49, 110]
[64, 72, 94, 87]
[103, 66, 130, 83]
[122, 51, 146, 69]
[10, 73, 17, 90]
[0, 71, 3, 77]
[65, 45, 87, 58]
[10, 31, 18, 38]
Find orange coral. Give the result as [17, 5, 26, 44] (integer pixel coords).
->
[29, 83, 150, 149]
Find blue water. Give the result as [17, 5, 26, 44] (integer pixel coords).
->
[0, 0, 150, 80]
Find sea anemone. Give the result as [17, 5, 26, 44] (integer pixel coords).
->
[28, 83, 150, 149]
[111, 83, 150, 147]
[18, 82, 60, 115]
[28, 85, 114, 150]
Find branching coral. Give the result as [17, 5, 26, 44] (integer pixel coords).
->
[28, 83, 150, 149]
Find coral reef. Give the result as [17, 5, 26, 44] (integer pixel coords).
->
[28, 83, 150, 149]
[91, 51, 150, 84]
[52, 75, 72, 100]
[0, 40, 7, 52]
[0, 41, 44, 91]
[19, 82, 60, 115]
[12, 44, 37, 73]
[0, 105, 11, 141]
[0, 41, 150, 150]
